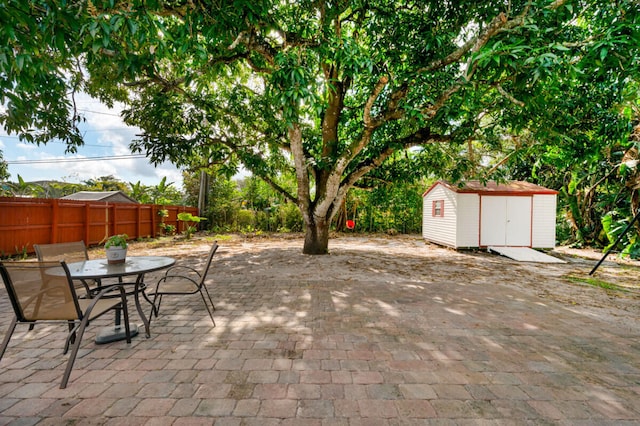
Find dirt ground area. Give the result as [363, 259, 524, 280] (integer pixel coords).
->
[106, 232, 640, 334]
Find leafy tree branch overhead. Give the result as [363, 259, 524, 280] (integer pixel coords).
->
[1, 0, 638, 253]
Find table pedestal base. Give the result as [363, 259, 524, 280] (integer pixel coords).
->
[95, 323, 139, 344]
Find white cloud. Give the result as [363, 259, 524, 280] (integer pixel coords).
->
[2, 91, 186, 189]
[16, 142, 37, 151]
[78, 96, 184, 187]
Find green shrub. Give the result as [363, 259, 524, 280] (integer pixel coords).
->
[236, 209, 256, 230]
[280, 202, 303, 232]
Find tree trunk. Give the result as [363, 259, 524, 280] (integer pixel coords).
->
[303, 216, 330, 255]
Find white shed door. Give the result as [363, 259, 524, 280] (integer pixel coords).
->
[480, 196, 532, 246]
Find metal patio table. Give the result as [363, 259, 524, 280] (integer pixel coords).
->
[53, 256, 175, 343]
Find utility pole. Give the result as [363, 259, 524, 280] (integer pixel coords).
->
[197, 170, 209, 229]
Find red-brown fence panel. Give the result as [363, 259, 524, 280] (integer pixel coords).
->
[0, 197, 198, 256]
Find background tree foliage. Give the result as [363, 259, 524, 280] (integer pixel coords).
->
[0, 173, 185, 205]
[1, 0, 639, 254]
[0, 154, 8, 181]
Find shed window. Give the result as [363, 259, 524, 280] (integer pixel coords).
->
[432, 200, 444, 217]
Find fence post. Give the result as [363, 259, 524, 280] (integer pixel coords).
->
[136, 204, 141, 239]
[110, 203, 116, 237]
[103, 203, 110, 241]
[51, 199, 59, 244]
[84, 203, 90, 244]
[152, 205, 158, 238]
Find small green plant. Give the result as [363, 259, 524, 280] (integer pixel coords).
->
[601, 213, 640, 259]
[160, 223, 176, 235]
[566, 275, 628, 292]
[184, 225, 197, 239]
[177, 212, 206, 239]
[157, 209, 174, 235]
[104, 234, 129, 249]
[14, 245, 28, 260]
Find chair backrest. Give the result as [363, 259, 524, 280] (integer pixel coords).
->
[34, 241, 89, 263]
[0, 261, 82, 322]
[199, 242, 219, 284]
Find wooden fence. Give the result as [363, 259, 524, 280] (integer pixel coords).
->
[0, 197, 198, 256]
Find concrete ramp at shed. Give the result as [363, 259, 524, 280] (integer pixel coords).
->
[488, 246, 566, 263]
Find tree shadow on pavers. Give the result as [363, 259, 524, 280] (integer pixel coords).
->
[2, 236, 640, 423]
[139, 238, 640, 339]
[134, 242, 640, 421]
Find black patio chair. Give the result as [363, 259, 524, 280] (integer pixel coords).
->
[0, 260, 130, 388]
[34, 241, 99, 298]
[148, 241, 219, 326]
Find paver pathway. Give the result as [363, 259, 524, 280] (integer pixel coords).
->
[0, 236, 639, 425]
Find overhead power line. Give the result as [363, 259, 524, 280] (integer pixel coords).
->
[7, 154, 147, 165]
[78, 108, 123, 117]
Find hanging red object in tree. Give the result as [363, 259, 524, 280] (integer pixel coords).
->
[346, 220, 355, 230]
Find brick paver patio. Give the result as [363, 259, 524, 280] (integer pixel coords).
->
[0, 237, 639, 424]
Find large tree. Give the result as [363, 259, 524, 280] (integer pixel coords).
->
[2, 0, 638, 253]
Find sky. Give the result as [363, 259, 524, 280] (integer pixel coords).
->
[0, 93, 184, 190]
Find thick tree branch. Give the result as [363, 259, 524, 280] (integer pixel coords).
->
[257, 174, 298, 204]
[368, 7, 532, 132]
[363, 75, 389, 128]
[418, 8, 528, 75]
[342, 128, 452, 190]
[496, 84, 525, 107]
[548, 0, 568, 10]
[423, 80, 465, 118]
[289, 123, 311, 214]
[219, 137, 297, 204]
[228, 31, 249, 50]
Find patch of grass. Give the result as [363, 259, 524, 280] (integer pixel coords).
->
[208, 234, 235, 242]
[566, 275, 628, 292]
[619, 263, 640, 272]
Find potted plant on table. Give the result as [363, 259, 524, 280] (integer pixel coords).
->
[104, 234, 128, 264]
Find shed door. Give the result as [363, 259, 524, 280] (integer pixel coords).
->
[480, 196, 532, 246]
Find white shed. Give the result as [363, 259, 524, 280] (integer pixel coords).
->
[422, 180, 558, 249]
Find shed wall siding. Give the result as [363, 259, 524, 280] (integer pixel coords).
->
[456, 194, 480, 247]
[532, 194, 557, 248]
[422, 185, 457, 247]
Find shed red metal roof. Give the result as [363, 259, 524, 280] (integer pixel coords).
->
[423, 180, 558, 197]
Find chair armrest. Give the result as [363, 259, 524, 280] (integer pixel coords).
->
[163, 265, 200, 277]
[158, 275, 198, 286]
[149, 274, 200, 295]
[82, 285, 128, 319]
